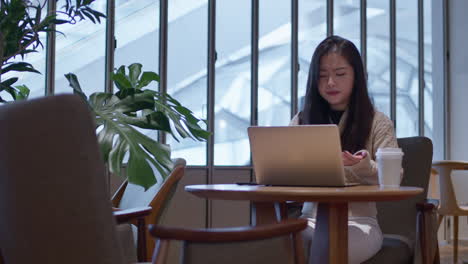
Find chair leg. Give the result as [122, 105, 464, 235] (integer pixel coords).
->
[434, 241, 441, 264]
[454, 216, 459, 264]
[146, 229, 156, 261]
[136, 217, 147, 262]
[152, 239, 170, 264]
[293, 232, 306, 264]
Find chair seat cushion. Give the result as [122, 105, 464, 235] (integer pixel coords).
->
[362, 237, 413, 264]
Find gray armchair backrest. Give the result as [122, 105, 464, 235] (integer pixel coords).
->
[376, 137, 433, 242]
[0, 95, 125, 264]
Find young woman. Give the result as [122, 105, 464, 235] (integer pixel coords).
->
[290, 35, 399, 263]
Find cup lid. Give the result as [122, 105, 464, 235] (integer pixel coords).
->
[376, 147, 404, 155]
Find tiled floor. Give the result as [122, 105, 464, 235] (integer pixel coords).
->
[440, 241, 468, 264]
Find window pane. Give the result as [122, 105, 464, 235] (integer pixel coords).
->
[258, 0, 291, 126]
[55, 0, 106, 96]
[367, 0, 390, 116]
[115, 0, 159, 74]
[425, 0, 444, 160]
[423, 1, 433, 139]
[396, 0, 418, 137]
[334, 0, 360, 51]
[298, 1, 327, 111]
[166, 0, 208, 165]
[214, 0, 251, 166]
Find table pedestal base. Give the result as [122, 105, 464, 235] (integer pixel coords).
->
[310, 202, 348, 264]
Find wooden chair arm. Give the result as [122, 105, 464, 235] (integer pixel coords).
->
[432, 160, 468, 170]
[114, 206, 152, 224]
[149, 218, 307, 243]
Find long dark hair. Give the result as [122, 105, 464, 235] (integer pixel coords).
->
[300, 35, 375, 153]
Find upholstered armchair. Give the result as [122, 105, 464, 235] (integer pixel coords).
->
[0, 95, 151, 264]
[363, 137, 439, 264]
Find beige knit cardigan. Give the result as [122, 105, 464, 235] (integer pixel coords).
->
[290, 110, 399, 218]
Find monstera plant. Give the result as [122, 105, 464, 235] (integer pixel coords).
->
[66, 63, 210, 190]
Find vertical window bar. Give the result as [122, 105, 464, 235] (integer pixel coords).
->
[206, 0, 216, 228]
[158, 0, 168, 144]
[418, 0, 424, 136]
[105, 0, 115, 94]
[360, 0, 367, 70]
[251, 0, 259, 126]
[291, 0, 298, 116]
[327, 0, 333, 36]
[390, 0, 396, 124]
[103, 0, 116, 197]
[45, 0, 56, 95]
[443, 0, 450, 159]
[250, 0, 259, 226]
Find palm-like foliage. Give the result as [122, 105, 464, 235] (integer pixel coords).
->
[66, 63, 210, 190]
[0, 0, 105, 102]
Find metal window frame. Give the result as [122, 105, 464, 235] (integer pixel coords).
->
[250, 0, 260, 227]
[291, 0, 299, 116]
[45, 0, 56, 96]
[418, 0, 425, 136]
[390, 0, 396, 125]
[443, 0, 450, 159]
[39, 0, 447, 165]
[327, 0, 333, 37]
[105, 0, 115, 94]
[206, 0, 216, 228]
[251, 0, 259, 127]
[158, 0, 168, 144]
[360, 0, 367, 70]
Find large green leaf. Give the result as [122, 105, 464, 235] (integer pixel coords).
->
[64, 73, 170, 189]
[0, 77, 19, 100]
[64, 73, 88, 102]
[90, 93, 173, 190]
[13, 84, 29, 100]
[149, 90, 210, 142]
[128, 63, 142, 87]
[137, 71, 159, 88]
[2, 62, 40, 74]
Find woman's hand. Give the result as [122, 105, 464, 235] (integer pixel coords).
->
[342, 151, 367, 166]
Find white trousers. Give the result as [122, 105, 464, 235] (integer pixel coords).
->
[301, 216, 383, 264]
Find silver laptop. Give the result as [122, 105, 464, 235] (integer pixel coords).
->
[248, 125, 354, 187]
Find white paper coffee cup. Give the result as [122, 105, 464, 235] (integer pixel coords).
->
[376, 148, 404, 187]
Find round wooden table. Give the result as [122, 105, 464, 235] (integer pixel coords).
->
[185, 184, 423, 264]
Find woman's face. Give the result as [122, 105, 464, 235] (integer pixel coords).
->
[318, 52, 355, 111]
